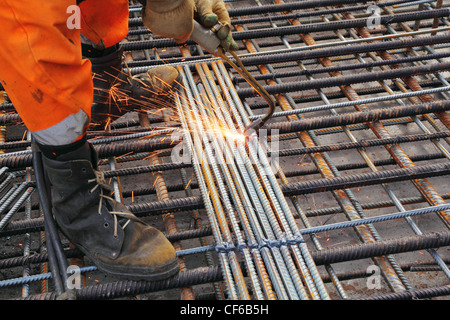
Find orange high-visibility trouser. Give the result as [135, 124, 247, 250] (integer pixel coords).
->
[0, 0, 129, 146]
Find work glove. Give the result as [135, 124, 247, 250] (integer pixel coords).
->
[142, 0, 238, 51]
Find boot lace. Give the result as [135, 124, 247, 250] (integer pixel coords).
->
[88, 170, 142, 238]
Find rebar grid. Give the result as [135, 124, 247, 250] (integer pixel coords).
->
[0, 0, 449, 300]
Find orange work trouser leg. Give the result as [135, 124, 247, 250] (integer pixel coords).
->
[0, 0, 128, 147]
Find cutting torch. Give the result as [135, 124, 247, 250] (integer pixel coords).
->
[190, 20, 275, 136]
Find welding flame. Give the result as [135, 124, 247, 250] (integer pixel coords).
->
[221, 129, 246, 143]
[91, 66, 249, 152]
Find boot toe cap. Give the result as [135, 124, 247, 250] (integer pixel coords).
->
[96, 221, 180, 281]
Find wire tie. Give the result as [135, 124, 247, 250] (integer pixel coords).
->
[236, 243, 248, 252]
[260, 238, 281, 249]
[215, 241, 235, 253]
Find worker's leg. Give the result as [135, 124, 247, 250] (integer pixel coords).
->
[0, 1, 92, 147]
[0, 0, 179, 281]
[79, 0, 181, 127]
[79, 0, 129, 49]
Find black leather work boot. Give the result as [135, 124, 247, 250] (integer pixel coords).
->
[83, 44, 181, 127]
[39, 138, 179, 281]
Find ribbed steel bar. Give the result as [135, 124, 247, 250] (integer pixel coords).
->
[20, 266, 223, 300]
[192, 83, 268, 300]
[4, 162, 449, 239]
[281, 1, 450, 287]
[191, 73, 276, 299]
[250, 86, 450, 120]
[351, 0, 450, 280]
[178, 165, 225, 300]
[0, 185, 33, 231]
[330, 3, 450, 231]
[175, 88, 243, 300]
[191, 36, 312, 298]
[194, 57, 291, 299]
[262, 0, 418, 292]
[365, 284, 450, 300]
[123, 32, 450, 70]
[274, 131, 450, 157]
[233, 0, 350, 298]
[274, 3, 450, 244]
[210, 57, 308, 299]
[4, 222, 450, 277]
[178, 57, 295, 299]
[235, 53, 450, 84]
[0, 134, 182, 170]
[213, 57, 330, 299]
[226, 3, 343, 298]
[123, 8, 450, 50]
[237, 62, 450, 98]
[311, 231, 450, 266]
[135, 72, 195, 301]
[301, 204, 450, 235]
[127, 0, 437, 31]
[379, 3, 450, 128]
[178, 77, 253, 300]
[339, 4, 450, 137]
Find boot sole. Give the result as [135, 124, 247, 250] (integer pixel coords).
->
[94, 256, 181, 282]
[79, 245, 180, 282]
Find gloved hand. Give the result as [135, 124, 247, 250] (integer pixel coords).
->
[142, 0, 238, 51]
[195, 0, 238, 51]
[141, 0, 195, 43]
